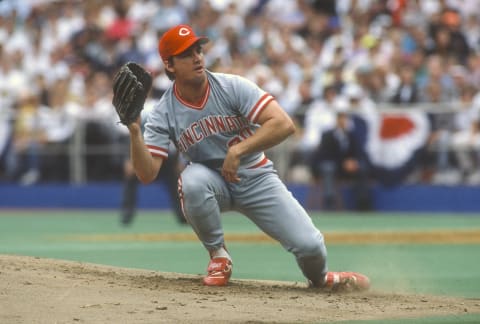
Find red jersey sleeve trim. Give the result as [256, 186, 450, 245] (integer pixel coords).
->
[247, 156, 269, 169]
[247, 94, 274, 124]
[147, 145, 168, 159]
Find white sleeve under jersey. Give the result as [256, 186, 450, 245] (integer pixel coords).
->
[143, 71, 274, 168]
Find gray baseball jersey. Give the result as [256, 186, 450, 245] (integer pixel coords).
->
[144, 71, 272, 167]
[144, 71, 327, 284]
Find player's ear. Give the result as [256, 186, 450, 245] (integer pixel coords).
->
[164, 58, 174, 73]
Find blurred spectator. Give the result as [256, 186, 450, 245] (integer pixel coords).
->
[0, 107, 13, 181]
[338, 83, 377, 174]
[286, 84, 339, 183]
[418, 54, 456, 102]
[8, 92, 41, 185]
[463, 13, 480, 53]
[449, 64, 471, 96]
[342, 83, 377, 122]
[71, 72, 119, 181]
[292, 76, 316, 126]
[357, 65, 395, 103]
[150, 0, 188, 32]
[298, 85, 338, 159]
[105, 1, 135, 41]
[421, 79, 458, 184]
[310, 108, 372, 211]
[450, 86, 480, 184]
[114, 34, 146, 67]
[440, 8, 470, 65]
[0, 0, 478, 188]
[328, 64, 347, 94]
[39, 78, 77, 182]
[467, 53, 480, 89]
[390, 63, 420, 104]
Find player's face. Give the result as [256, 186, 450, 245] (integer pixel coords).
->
[172, 44, 206, 82]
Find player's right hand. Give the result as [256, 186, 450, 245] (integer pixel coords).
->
[222, 147, 241, 183]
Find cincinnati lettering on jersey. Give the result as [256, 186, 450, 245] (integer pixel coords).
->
[177, 114, 251, 152]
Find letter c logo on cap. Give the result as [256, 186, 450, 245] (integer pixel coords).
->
[179, 27, 190, 36]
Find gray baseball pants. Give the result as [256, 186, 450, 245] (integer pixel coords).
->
[178, 161, 328, 284]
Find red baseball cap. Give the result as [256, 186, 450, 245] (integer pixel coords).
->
[158, 24, 209, 61]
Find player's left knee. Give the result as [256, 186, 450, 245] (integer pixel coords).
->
[292, 239, 326, 258]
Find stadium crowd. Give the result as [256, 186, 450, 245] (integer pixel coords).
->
[0, 0, 480, 189]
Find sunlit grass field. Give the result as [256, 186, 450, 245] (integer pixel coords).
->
[1, 210, 479, 323]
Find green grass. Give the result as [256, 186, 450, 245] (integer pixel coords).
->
[1, 210, 480, 323]
[337, 313, 480, 324]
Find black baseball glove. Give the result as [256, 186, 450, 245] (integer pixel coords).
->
[112, 62, 152, 126]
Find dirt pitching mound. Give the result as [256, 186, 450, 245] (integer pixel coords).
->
[1, 254, 478, 323]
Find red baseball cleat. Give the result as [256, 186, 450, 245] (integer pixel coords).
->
[203, 257, 232, 286]
[315, 272, 370, 292]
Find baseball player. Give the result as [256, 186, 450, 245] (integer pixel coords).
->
[112, 24, 370, 291]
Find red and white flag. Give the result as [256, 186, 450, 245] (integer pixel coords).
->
[363, 110, 430, 184]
